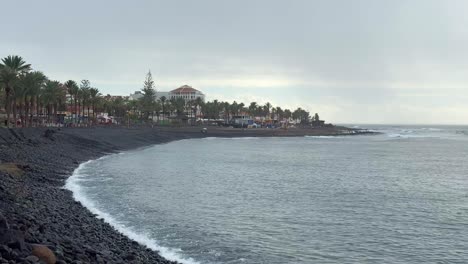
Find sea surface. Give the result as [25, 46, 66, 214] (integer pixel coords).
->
[66, 125, 468, 264]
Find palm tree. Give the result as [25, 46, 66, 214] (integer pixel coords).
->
[79, 80, 91, 124]
[160, 96, 167, 122]
[222, 101, 230, 123]
[81, 88, 90, 123]
[75, 89, 82, 124]
[284, 109, 292, 121]
[275, 106, 283, 122]
[230, 101, 238, 120]
[42, 80, 63, 124]
[195, 96, 203, 113]
[0, 55, 31, 127]
[17, 71, 46, 127]
[12, 76, 28, 126]
[89, 87, 101, 121]
[154, 101, 162, 123]
[31, 72, 47, 126]
[249, 102, 258, 118]
[264, 102, 272, 119]
[65, 80, 79, 124]
[238, 102, 245, 116]
[213, 100, 221, 119]
[170, 97, 186, 117]
[186, 99, 193, 124]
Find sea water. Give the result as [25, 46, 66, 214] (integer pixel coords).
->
[66, 125, 468, 264]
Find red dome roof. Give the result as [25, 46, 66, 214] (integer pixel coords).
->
[171, 85, 199, 94]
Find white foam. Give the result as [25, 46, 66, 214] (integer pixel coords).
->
[388, 133, 410, 139]
[305, 136, 343, 139]
[64, 161, 201, 264]
[421, 127, 443, 131]
[387, 133, 437, 139]
[203, 137, 258, 140]
[203, 137, 218, 140]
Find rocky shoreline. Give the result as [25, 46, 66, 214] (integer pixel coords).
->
[0, 126, 374, 264]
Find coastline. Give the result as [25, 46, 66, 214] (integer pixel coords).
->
[0, 126, 374, 263]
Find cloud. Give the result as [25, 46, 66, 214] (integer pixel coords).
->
[2, 0, 468, 124]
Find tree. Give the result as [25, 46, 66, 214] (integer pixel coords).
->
[238, 102, 245, 116]
[140, 71, 156, 121]
[65, 80, 79, 124]
[159, 96, 167, 122]
[264, 102, 272, 120]
[222, 101, 231, 122]
[275, 106, 283, 121]
[89, 88, 101, 121]
[313, 113, 320, 121]
[65, 80, 80, 123]
[82, 88, 90, 122]
[292, 107, 310, 124]
[284, 109, 292, 121]
[194, 96, 204, 120]
[17, 71, 47, 127]
[12, 75, 28, 126]
[79, 80, 91, 123]
[186, 100, 194, 124]
[170, 97, 186, 117]
[154, 101, 162, 122]
[0, 55, 31, 127]
[249, 102, 258, 118]
[42, 80, 64, 123]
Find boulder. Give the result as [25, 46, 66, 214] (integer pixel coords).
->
[32, 244, 56, 264]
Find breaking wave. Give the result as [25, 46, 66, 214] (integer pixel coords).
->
[65, 159, 201, 264]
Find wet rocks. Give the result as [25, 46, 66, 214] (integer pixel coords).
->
[0, 128, 188, 263]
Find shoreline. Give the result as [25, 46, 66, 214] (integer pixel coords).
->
[0, 126, 374, 263]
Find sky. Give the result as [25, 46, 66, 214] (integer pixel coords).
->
[2, 0, 468, 124]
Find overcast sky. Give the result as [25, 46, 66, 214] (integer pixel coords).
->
[2, 0, 468, 124]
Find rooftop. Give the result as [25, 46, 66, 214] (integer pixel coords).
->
[171, 85, 201, 94]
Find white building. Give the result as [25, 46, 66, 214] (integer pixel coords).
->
[129, 85, 204, 102]
[129, 91, 143, 101]
[168, 85, 205, 102]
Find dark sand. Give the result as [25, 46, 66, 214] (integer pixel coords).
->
[0, 126, 374, 263]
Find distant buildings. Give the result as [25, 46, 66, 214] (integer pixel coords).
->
[129, 85, 205, 102]
[129, 91, 143, 101]
[168, 85, 205, 102]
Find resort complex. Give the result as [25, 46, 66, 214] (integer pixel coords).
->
[130, 85, 206, 102]
[0, 56, 325, 128]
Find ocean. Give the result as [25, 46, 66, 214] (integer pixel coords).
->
[65, 125, 468, 264]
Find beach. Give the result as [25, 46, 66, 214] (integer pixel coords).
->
[0, 126, 371, 263]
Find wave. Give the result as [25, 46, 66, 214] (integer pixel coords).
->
[305, 135, 343, 139]
[421, 128, 443, 131]
[456, 130, 468, 136]
[64, 161, 200, 264]
[387, 134, 411, 139]
[203, 137, 258, 140]
[387, 133, 438, 139]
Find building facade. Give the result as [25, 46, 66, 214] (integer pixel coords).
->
[168, 85, 205, 102]
[129, 85, 205, 102]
